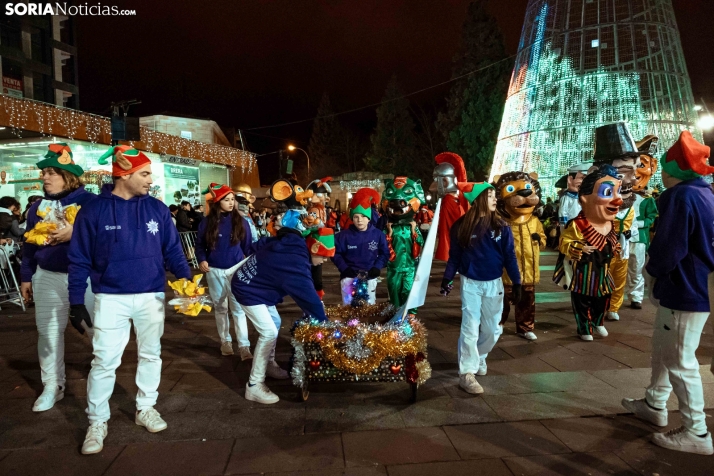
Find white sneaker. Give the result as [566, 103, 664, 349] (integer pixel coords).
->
[32, 384, 64, 412]
[82, 422, 108, 455]
[651, 427, 714, 455]
[459, 373, 484, 395]
[220, 341, 234, 356]
[239, 346, 253, 361]
[594, 326, 608, 337]
[245, 382, 279, 404]
[266, 360, 290, 379]
[621, 398, 668, 427]
[135, 407, 168, 433]
[476, 358, 487, 376]
[517, 331, 537, 341]
[580, 334, 594, 341]
[607, 312, 620, 321]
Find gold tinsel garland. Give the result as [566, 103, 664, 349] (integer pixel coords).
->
[293, 315, 428, 376]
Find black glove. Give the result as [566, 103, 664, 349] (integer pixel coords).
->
[512, 284, 523, 305]
[368, 267, 381, 279]
[531, 233, 542, 244]
[342, 268, 358, 279]
[440, 278, 454, 296]
[69, 304, 92, 335]
[623, 230, 632, 240]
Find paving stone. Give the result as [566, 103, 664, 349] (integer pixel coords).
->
[614, 437, 714, 476]
[203, 407, 305, 439]
[100, 410, 214, 445]
[485, 357, 560, 375]
[538, 348, 629, 372]
[171, 371, 243, 392]
[106, 439, 232, 476]
[604, 350, 652, 369]
[399, 395, 501, 427]
[503, 451, 639, 475]
[305, 402, 406, 433]
[442, 373, 533, 397]
[0, 416, 81, 449]
[444, 421, 571, 459]
[342, 427, 459, 467]
[0, 445, 123, 476]
[589, 368, 653, 389]
[482, 392, 596, 421]
[540, 416, 654, 452]
[265, 468, 386, 476]
[225, 433, 344, 475]
[386, 458, 513, 476]
[514, 370, 615, 394]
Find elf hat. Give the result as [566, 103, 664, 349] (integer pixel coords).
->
[434, 152, 467, 182]
[662, 130, 714, 181]
[98, 145, 151, 176]
[306, 228, 335, 257]
[37, 143, 84, 176]
[203, 183, 233, 203]
[458, 182, 494, 204]
[349, 187, 380, 219]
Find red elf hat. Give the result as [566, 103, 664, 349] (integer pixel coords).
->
[202, 183, 234, 203]
[306, 228, 335, 257]
[349, 188, 381, 219]
[98, 145, 151, 176]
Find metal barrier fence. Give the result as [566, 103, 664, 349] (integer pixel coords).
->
[0, 245, 25, 311]
[179, 231, 198, 268]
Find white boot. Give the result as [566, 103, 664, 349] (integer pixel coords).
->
[32, 384, 64, 412]
[593, 326, 608, 337]
[81, 422, 108, 455]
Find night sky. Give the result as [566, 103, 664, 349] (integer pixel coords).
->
[76, 0, 714, 162]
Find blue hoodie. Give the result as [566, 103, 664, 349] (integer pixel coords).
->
[332, 224, 389, 277]
[21, 186, 97, 282]
[68, 184, 192, 305]
[231, 228, 327, 321]
[195, 213, 254, 269]
[646, 178, 714, 312]
[444, 217, 521, 284]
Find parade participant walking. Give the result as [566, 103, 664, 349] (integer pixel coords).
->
[68, 146, 192, 455]
[554, 165, 622, 341]
[196, 183, 254, 360]
[622, 131, 714, 455]
[332, 188, 389, 305]
[20, 143, 97, 412]
[441, 182, 521, 395]
[433, 152, 468, 261]
[557, 163, 589, 226]
[231, 209, 328, 404]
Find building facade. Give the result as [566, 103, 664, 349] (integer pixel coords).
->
[490, 0, 699, 194]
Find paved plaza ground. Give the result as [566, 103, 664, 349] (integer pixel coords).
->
[0, 252, 712, 475]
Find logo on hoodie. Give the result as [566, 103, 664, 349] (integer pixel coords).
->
[146, 219, 159, 235]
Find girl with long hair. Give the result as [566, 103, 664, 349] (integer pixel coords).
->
[21, 143, 98, 412]
[440, 183, 521, 395]
[196, 184, 254, 360]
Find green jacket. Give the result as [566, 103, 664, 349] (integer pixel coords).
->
[636, 194, 658, 248]
[385, 224, 424, 271]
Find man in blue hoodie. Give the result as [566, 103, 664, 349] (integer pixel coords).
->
[622, 131, 714, 456]
[332, 188, 389, 305]
[231, 209, 328, 405]
[68, 146, 192, 455]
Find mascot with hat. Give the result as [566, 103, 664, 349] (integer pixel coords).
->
[621, 131, 714, 455]
[433, 152, 468, 261]
[558, 162, 591, 226]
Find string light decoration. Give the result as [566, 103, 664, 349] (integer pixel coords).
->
[0, 96, 257, 173]
[490, 0, 701, 195]
[338, 179, 384, 193]
[290, 307, 431, 387]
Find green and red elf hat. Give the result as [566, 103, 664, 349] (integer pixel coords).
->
[349, 188, 380, 219]
[202, 183, 233, 203]
[37, 143, 84, 176]
[306, 227, 335, 257]
[458, 182, 495, 205]
[98, 145, 151, 176]
[662, 130, 714, 181]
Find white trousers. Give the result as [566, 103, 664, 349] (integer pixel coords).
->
[86, 292, 165, 423]
[33, 267, 94, 388]
[645, 305, 710, 435]
[340, 277, 378, 305]
[626, 242, 647, 303]
[240, 304, 280, 385]
[458, 277, 504, 375]
[206, 267, 250, 347]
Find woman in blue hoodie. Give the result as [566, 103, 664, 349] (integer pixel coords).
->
[20, 144, 97, 412]
[196, 183, 254, 360]
[231, 209, 328, 405]
[441, 182, 521, 396]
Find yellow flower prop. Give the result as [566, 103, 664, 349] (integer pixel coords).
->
[24, 204, 81, 246]
[168, 274, 212, 316]
[64, 204, 80, 224]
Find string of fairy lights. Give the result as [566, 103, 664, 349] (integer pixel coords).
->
[0, 96, 257, 173]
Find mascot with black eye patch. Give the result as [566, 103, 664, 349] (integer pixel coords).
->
[494, 172, 546, 341]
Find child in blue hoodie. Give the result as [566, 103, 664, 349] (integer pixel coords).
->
[196, 183, 254, 360]
[68, 146, 192, 456]
[20, 144, 97, 413]
[332, 188, 389, 305]
[231, 209, 328, 405]
[441, 182, 521, 396]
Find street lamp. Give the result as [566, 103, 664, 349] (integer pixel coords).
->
[287, 145, 310, 182]
[697, 114, 714, 131]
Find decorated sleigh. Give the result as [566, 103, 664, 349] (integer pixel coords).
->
[290, 199, 444, 403]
